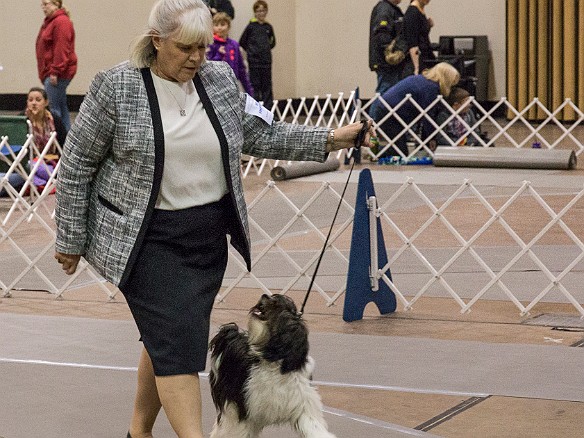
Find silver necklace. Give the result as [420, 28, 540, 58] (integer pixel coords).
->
[161, 80, 188, 116]
[155, 66, 188, 116]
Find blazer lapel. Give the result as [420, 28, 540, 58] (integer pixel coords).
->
[193, 74, 233, 191]
[119, 68, 166, 288]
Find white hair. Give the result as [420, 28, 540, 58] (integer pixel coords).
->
[129, 0, 213, 68]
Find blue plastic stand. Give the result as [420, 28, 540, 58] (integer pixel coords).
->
[343, 169, 396, 322]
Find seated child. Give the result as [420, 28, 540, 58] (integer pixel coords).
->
[206, 12, 254, 95]
[1, 86, 63, 197]
[434, 87, 490, 147]
[0, 173, 25, 197]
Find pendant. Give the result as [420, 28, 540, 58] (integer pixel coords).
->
[180, 109, 186, 117]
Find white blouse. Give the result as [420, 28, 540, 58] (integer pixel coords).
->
[151, 72, 228, 210]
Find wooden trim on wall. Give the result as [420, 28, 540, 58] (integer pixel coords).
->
[0, 95, 85, 112]
[536, 0, 549, 120]
[507, 0, 582, 121]
[506, 0, 518, 118]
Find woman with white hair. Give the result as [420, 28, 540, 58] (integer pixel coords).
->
[53, 0, 373, 436]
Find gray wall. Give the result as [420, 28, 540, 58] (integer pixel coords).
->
[1, 0, 505, 100]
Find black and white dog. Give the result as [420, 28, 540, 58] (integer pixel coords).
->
[209, 293, 336, 438]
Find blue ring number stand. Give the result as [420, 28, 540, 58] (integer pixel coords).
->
[343, 169, 396, 322]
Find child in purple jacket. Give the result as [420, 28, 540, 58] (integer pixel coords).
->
[207, 12, 254, 95]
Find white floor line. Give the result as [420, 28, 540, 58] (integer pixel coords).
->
[0, 357, 137, 372]
[1, 357, 445, 436]
[313, 379, 489, 398]
[324, 406, 440, 437]
[0, 356, 488, 398]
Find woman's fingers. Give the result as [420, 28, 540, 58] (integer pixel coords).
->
[55, 252, 81, 275]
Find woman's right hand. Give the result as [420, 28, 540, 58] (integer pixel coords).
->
[327, 121, 375, 152]
[55, 252, 82, 275]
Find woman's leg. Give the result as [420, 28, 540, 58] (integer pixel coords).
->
[156, 373, 204, 438]
[129, 347, 161, 438]
[43, 77, 72, 131]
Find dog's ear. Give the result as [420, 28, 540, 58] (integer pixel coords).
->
[209, 323, 256, 421]
[263, 313, 309, 373]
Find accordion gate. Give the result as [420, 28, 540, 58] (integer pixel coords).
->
[1, 92, 583, 316]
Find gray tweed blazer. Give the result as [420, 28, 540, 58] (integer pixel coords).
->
[55, 60, 329, 287]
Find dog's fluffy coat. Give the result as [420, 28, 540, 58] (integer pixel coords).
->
[209, 294, 336, 438]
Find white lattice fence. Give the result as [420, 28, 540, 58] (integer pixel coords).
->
[242, 92, 360, 178]
[0, 134, 115, 299]
[219, 180, 355, 306]
[2, 156, 584, 315]
[368, 178, 584, 316]
[1, 93, 584, 316]
[243, 94, 584, 177]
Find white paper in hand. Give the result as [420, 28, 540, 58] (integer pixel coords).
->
[245, 94, 274, 125]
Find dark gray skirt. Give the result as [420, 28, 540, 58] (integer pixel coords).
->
[120, 197, 229, 376]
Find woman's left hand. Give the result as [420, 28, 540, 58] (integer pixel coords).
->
[326, 120, 375, 152]
[55, 252, 82, 275]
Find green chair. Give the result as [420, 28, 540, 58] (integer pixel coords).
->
[0, 115, 30, 173]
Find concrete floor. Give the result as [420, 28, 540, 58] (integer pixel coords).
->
[2, 289, 584, 438]
[2, 161, 584, 437]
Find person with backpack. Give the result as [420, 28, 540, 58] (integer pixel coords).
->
[369, 0, 405, 95]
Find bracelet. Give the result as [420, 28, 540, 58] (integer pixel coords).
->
[327, 129, 336, 150]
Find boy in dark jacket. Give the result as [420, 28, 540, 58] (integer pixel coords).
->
[239, 0, 276, 105]
[369, 0, 405, 95]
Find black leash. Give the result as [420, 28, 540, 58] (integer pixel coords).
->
[299, 120, 369, 315]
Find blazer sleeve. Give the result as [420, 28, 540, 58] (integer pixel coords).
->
[239, 91, 328, 163]
[201, 62, 329, 165]
[55, 70, 116, 255]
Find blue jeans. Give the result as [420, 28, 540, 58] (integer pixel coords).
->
[370, 69, 400, 125]
[375, 69, 401, 96]
[44, 77, 72, 131]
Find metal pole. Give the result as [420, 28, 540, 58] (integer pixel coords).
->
[368, 195, 379, 291]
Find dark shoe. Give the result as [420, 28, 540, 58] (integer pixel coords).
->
[127, 433, 132, 438]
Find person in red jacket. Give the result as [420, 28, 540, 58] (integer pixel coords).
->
[36, 0, 77, 132]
